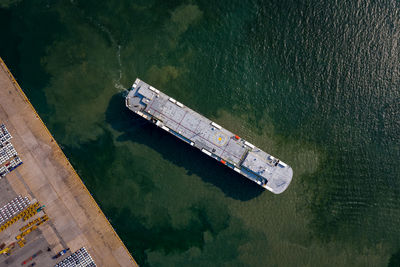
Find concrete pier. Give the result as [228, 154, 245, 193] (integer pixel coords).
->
[0, 58, 137, 266]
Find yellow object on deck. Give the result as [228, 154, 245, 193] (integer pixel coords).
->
[17, 239, 25, 248]
[0, 247, 10, 254]
[22, 202, 40, 221]
[17, 215, 49, 240]
[0, 202, 42, 233]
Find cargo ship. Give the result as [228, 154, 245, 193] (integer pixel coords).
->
[125, 79, 293, 194]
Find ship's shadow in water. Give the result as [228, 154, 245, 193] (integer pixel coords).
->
[106, 93, 264, 201]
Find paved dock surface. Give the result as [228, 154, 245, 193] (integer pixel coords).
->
[0, 58, 137, 267]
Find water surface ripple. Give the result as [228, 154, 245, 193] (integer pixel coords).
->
[0, 0, 399, 266]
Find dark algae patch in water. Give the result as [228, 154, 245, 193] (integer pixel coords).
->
[1, 0, 399, 266]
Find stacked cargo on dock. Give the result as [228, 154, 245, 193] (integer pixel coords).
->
[54, 247, 96, 267]
[0, 196, 30, 226]
[0, 124, 23, 177]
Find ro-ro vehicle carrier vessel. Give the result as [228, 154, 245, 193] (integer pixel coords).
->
[125, 79, 293, 194]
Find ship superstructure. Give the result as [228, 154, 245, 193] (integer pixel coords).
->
[125, 79, 293, 194]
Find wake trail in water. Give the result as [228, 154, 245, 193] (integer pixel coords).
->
[69, 1, 128, 93]
[93, 22, 127, 92]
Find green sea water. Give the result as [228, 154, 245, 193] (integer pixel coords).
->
[1, 0, 399, 266]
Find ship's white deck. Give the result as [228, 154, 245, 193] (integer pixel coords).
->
[126, 79, 293, 194]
